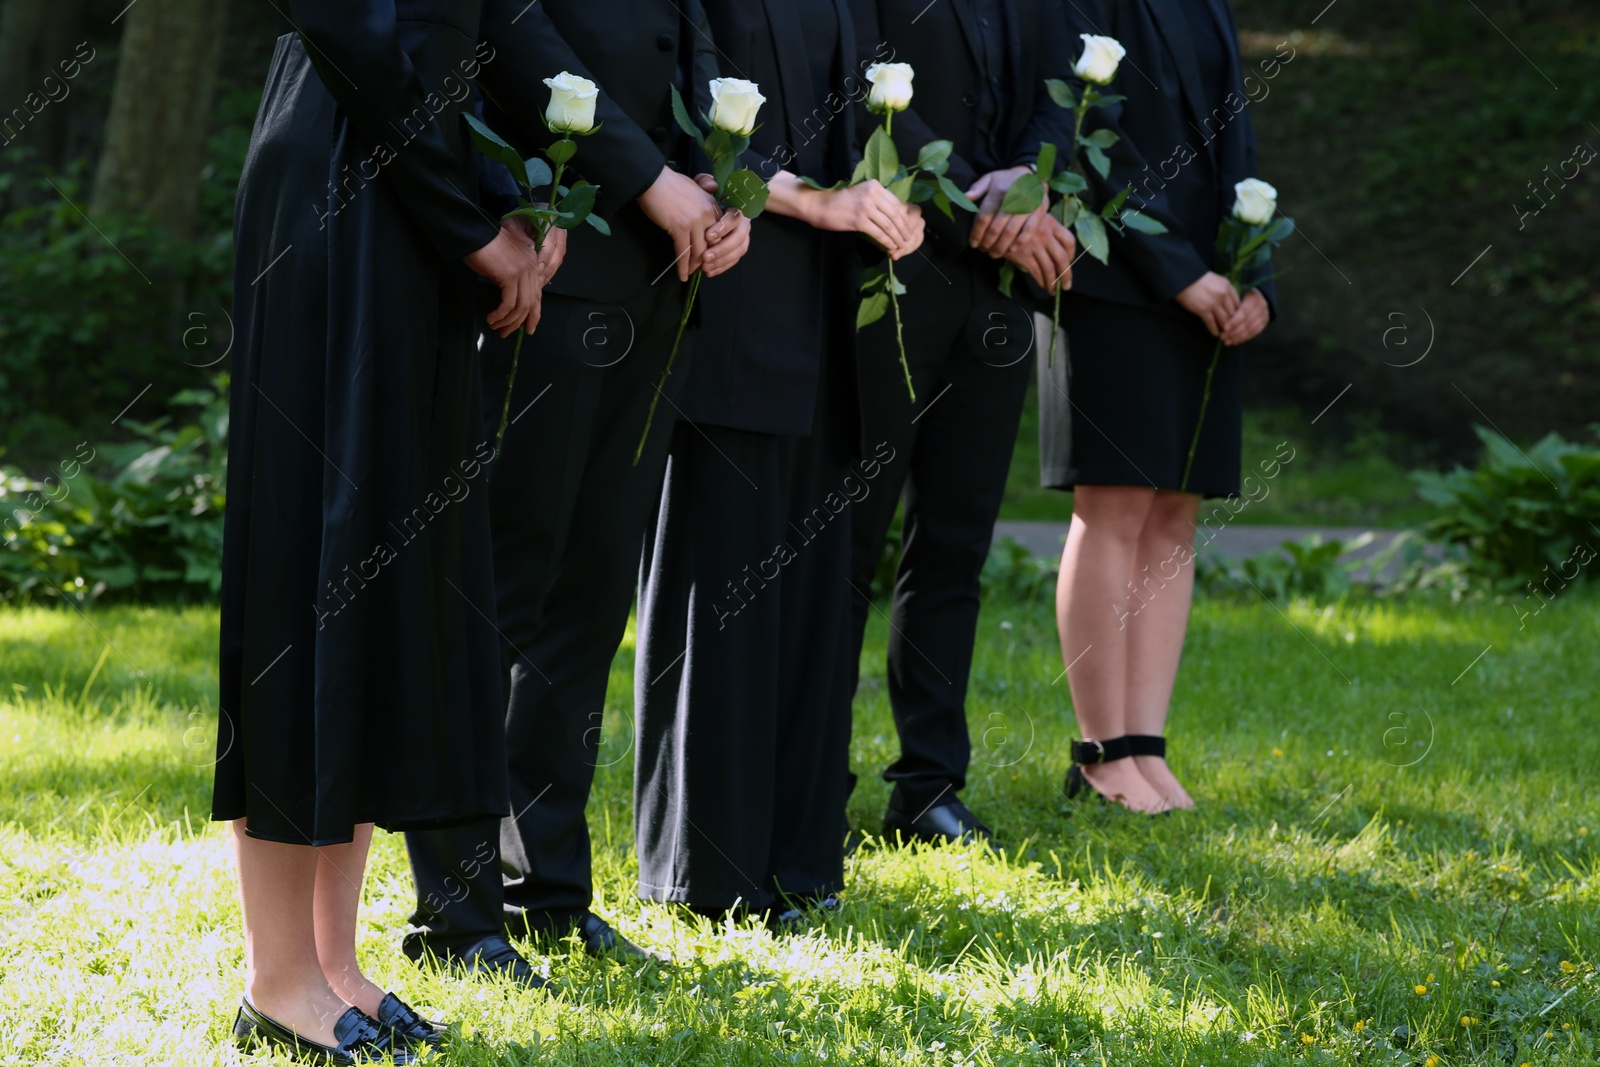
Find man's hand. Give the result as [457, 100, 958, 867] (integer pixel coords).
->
[638, 166, 722, 281]
[1175, 271, 1242, 337]
[1220, 288, 1269, 346]
[510, 216, 567, 286]
[1002, 210, 1076, 294]
[464, 219, 544, 337]
[806, 179, 925, 259]
[966, 165, 1036, 257]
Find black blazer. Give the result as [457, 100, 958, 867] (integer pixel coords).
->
[478, 0, 720, 303]
[680, 0, 860, 436]
[846, 0, 1076, 256]
[1059, 0, 1276, 313]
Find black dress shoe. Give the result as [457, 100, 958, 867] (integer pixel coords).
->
[572, 912, 661, 961]
[374, 991, 445, 1051]
[233, 1000, 414, 1064]
[404, 932, 548, 989]
[882, 799, 994, 846]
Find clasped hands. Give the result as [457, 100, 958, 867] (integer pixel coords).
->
[966, 164, 1077, 294]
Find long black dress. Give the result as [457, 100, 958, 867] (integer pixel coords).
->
[212, 0, 510, 846]
[1052, 0, 1274, 499]
[632, 0, 860, 912]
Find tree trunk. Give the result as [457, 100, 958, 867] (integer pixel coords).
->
[90, 0, 229, 238]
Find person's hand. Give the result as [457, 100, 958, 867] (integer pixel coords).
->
[464, 219, 544, 337]
[638, 166, 722, 281]
[535, 222, 568, 285]
[1002, 210, 1076, 294]
[801, 179, 924, 259]
[966, 165, 1036, 256]
[1220, 288, 1269, 346]
[702, 207, 752, 277]
[1175, 271, 1242, 337]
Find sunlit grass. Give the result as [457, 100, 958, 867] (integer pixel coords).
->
[1, 589, 1597, 1064]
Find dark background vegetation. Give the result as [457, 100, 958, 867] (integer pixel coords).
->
[0, 0, 1594, 475]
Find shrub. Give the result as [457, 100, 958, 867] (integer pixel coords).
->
[0, 378, 228, 603]
[1413, 425, 1600, 590]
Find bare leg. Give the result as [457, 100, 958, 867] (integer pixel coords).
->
[232, 820, 351, 1046]
[313, 823, 386, 1018]
[1123, 491, 1201, 808]
[1055, 486, 1168, 813]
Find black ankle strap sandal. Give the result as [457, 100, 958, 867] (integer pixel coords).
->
[1064, 734, 1177, 812]
[1125, 735, 1166, 758]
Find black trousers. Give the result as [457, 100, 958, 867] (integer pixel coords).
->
[847, 246, 1035, 815]
[404, 283, 688, 947]
[633, 373, 856, 911]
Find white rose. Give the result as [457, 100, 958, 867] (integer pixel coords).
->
[865, 62, 915, 114]
[708, 77, 766, 137]
[542, 71, 599, 134]
[1232, 178, 1278, 225]
[1074, 35, 1126, 86]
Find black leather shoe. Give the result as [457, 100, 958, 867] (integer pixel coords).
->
[571, 911, 661, 961]
[233, 1000, 414, 1064]
[883, 799, 994, 846]
[374, 991, 445, 1051]
[404, 933, 547, 989]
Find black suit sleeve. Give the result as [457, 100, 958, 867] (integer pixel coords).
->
[1060, 0, 1210, 303]
[1009, 9, 1077, 170]
[477, 0, 668, 217]
[288, 0, 499, 262]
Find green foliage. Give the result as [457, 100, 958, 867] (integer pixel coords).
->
[980, 535, 1059, 602]
[1197, 533, 1369, 601]
[1413, 425, 1600, 589]
[0, 169, 232, 464]
[0, 378, 228, 604]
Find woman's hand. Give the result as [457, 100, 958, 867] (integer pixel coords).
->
[1175, 271, 1241, 337]
[1220, 288, 1269, 346]
[689, 174, 755, 277]
[762, 173, 925, 260]
[464, 220, 544, 337]
[639, 166, 723, 281]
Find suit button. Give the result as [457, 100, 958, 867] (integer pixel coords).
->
[962, 91, 978, 107]
[657, 34, 675, 51]
[651, 126, 669, 142]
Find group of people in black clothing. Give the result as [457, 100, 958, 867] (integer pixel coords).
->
[213, 0, 1275, 1060]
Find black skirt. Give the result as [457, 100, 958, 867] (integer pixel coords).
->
[1059, 293, 1242, 498]
[211, 33, 509, 845]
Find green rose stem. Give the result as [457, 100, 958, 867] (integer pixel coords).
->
[1046, 95, 1092, 368]
[491, 143, 571, 457]
[1179, 267, 1237, 493]
[876, 109, 917, 403]
[635, 266, 702, 465]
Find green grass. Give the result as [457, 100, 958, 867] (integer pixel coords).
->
[1001, 384, 1437, 527]
[2, 590, 1599, 1065]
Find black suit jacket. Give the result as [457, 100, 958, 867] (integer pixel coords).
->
[1058, 0, 1276, 313]
[845, 0, 1075, 256]
[478, 0, 720, 303]
[680, 0, 860, 436]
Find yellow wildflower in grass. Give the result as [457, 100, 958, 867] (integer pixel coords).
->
[1559, 960, 1576, 972]
[1415, 984, 1429, 995]
[1460, 1015, 1477, 1026]
[1425, 1055, 1440, 1067]
[1491, 980, 1501, 987]
[1301, 1034, 1315, 1045]
[1272, 747, 1284, 758]
[1579, 827, 1588, 836]
[1353, 1020, 1365, 1033]
[1427, 973, 1436, 982]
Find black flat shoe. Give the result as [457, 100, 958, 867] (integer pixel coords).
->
[882, 798, 994, 846]
[233, 1000, 414, 1064]
[572, 911, 663, 962]
[403, 932, 548, 990]
[374, 992, 444, 1051]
